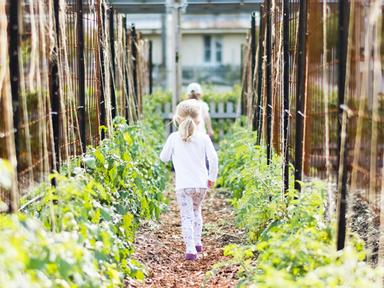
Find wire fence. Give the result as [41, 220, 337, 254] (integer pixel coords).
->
[241, 0, 383, 262]
[0, 0, 152, 212]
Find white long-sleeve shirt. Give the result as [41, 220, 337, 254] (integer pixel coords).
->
[160, 131, 218, 190]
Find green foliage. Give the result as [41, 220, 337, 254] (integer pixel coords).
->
[0, 116, 169, 287]
[216, 125, 381, 287]
[190, 84, 241, 104]
[148, 90, 172, 105]
[210, 118, 236, 143]
[0, 214, 118, 287]
[151, 85, 241, 104]
[143, 93, 170, 147]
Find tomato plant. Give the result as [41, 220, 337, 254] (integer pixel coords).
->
[0, 111, 169, 287]
[216, 125, 382, 287]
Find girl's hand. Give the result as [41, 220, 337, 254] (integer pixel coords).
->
[208, 180, 215, 188]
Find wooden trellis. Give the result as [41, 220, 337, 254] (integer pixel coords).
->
[242, 0, 383, 259]
[0, 0, 152, 212]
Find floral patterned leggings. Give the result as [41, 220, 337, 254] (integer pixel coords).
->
[176, 188, 207, 254]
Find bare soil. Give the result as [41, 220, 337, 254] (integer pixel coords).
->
[350, 194, 380, 265]
[127, 188, 244, 288]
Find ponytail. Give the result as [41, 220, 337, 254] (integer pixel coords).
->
[174, 99, 200, 142]
[189, 91, 199, 100]
[178, 115, 196, 142]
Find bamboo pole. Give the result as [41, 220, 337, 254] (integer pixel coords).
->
[109, 8, 116, 119]
[368, 2, 381, 207]
[256, 5, 265, 145]
[7, 0, 21, 211]
[294, 0, 308, 192]
[95, 0, 106, 139]
[369, 0, 382, 263]
[266, 0, 272, 165]
[50, 0, 60, 173]
[1, 0, 18, 212]
[322, 0, 334, 219]
[336, 0, 352, 251]
[76, 0, 86, 154]
[282, 0, 289, 193]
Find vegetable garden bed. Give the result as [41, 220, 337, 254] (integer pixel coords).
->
[0, 116, 169, 287]
[211, 126, 382, 287]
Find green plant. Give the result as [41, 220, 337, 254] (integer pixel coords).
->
[150, 85, 241, 105]
[214, 124, 381, 287]
[0, 213, 118, 288]
[1, 113, 169, 287]
[193, 84, 241, 104]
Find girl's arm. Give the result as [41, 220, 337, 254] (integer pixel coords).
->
[160, 134, 174, 163]
[205, 135, 218, 183]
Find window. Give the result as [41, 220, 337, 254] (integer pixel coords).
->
[215, 39, 222, 63]
[203, 35, 222, 64]
[204, 36, 211, 63]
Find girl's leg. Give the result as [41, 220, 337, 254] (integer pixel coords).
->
[191, 188, 207, 247]
[176, 189, 197, 254]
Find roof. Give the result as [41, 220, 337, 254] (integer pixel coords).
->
[110, 0, 262, 14]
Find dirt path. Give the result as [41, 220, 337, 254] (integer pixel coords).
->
[129, 188, 244, 287]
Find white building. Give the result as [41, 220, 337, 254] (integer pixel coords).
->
[128, 13, 251, 87]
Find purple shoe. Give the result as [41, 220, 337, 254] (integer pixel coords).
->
[196, 246, 203, 253]
[185, 253, 197, 261]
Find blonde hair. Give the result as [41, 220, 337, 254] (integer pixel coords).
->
[173, 99, 200, 142]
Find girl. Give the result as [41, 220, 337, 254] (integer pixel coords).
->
[160, 99, 218, 261]
[186, 83, 214, 137]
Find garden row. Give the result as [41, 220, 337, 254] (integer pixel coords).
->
[214, 126, 381, 287]
[0, 109, 169, 287]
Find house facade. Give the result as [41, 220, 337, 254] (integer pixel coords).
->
[128, 13, 250, 87]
